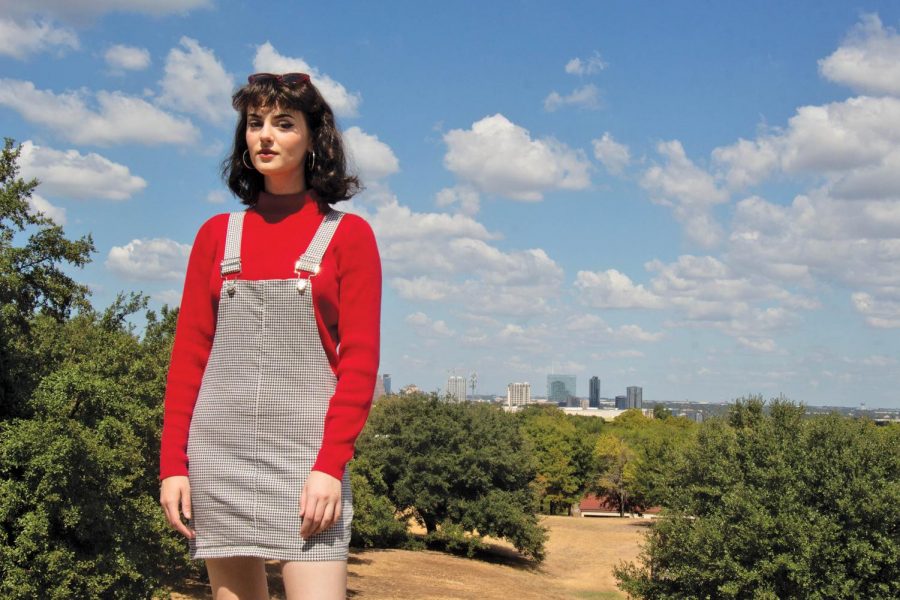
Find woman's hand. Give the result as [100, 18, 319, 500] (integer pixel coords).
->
[160, 475, 195, 539]
[299, 470, 342, 539]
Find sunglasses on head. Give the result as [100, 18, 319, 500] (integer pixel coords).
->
[247, 72, 311, 86]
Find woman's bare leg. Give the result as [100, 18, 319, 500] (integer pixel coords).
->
[205, 556, 269, 600]
[280, 560, 347, 600]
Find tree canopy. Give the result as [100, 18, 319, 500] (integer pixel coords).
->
[616, 397, 900, 599]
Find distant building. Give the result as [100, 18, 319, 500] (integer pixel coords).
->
[589, 376, 601, 408]
[372, 376, 385, 402]
[448, 375, 467, 402]
[399, 383, 420, 396]
[627, 386, 643, 409]
[615, 395, 628, 410]
[507, 382, 531, 407]
[547, 374, 576, 406]
[382, 373, 392, 396]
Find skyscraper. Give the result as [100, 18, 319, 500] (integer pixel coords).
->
[507, 382, 531, 407]
[547, 374, 576, 406]
[615, 395, 628, 410]
[589, 376, 601, 408]
[372, 376, 385, 402]
[382, 373, 392, 396]
[627, 386, 643, 409]
[447, 375, 467, 403]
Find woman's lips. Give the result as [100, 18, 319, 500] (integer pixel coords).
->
[258, 150, 278, 157]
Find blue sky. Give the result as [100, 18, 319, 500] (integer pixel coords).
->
[2, 1, 899, 408]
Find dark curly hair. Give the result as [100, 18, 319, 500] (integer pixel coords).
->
[222, 75, 361, 211]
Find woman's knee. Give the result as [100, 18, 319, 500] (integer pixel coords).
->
[206, 556, 269, 600]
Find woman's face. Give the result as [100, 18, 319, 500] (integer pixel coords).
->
[245, 105, 311, 183]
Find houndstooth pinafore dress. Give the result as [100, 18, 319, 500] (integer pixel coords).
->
[186, 208, 353, 561]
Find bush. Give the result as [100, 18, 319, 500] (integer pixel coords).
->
[615, 397, 900, 599]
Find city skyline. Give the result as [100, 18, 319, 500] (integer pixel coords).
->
[2, 2, 899, 408]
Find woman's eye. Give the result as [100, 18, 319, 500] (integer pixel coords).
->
[279, 122, 293, 129]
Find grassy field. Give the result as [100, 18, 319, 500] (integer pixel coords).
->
[170, 515, 649, 599]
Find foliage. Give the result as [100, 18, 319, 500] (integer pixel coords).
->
[0, 296, 194, 599]
[604, 409, 697, 511]
[518, 404, 597, 515]
[592, 433, 638, 517]
[0, 138, 94, 420]
[615, 396, 900, 599]
[348, 454, 411, 549]
[355, 394, 547, 561]
[0, 140, 195, 597]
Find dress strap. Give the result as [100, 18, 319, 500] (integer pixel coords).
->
[220, 211, 245, 277]
[294, 210, 345, 274]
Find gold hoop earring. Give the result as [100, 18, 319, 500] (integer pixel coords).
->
[307, 150, 316, 172]
[242, 149, 255, 170]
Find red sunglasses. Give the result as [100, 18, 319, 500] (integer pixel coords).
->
[247, 72, 311, 86]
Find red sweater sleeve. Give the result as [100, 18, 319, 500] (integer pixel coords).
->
[311, 215, 382, 480]
[159, 216, 221, 480]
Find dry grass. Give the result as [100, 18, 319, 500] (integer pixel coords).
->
[168, 515, 649, 599]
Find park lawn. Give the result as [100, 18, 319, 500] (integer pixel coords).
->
[169, 515, 648, 599]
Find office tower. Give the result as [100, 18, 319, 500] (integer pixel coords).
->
[627, 386, 643, 409]
[448, 375, 467, 403]
[507, 382, 531, 407]
[615, 395, 628, 410]
[589, 376, 601, 408]
[547, 374, 576, 406]
[382, 373, 392, 396]
[372, 376, 385, 402]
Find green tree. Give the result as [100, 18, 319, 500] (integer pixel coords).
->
[518, 404, 592, 515]
[0, 138, 94, 419]
[0, 296, 194, 599]
[593, 433, 638, 517]
[616, 396, 900, 599]
[355, 394, 547, 561]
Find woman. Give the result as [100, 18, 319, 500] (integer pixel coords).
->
[159, 72, 381, 599]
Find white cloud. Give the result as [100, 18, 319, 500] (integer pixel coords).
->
[158, 37, 234, 124]
[206, 190, 227, 204]
[26, 193, 67, 225]
[0, 0, 212, 19]
[852, 292, 900, 328]
[641, 140, 729, 247]
[730, 193, 900, 298]
[153, 289, 182, 307]
[355, 194, 562, 317]
[711, 137, 779, 189]
[0, 18, 78, 59]
[592, 132, 630, 175]
[443, 114, 592, 201]
[18, 140, 146, 200]
[615, 324, 665, 343]
[819, 14, 900, 97]
[343, 126, 399, 182]
[565, 52, 607, 76]
[0, 79, 199, 146]
[105, 238, 191, 281]
[736, 337, 777, 353]
[405, 311, 454, 337]
[574, 269, 663, 309]
[252, 42, 361, 118]
[714, 96, 900, 192]
[391, 277, 460, 301]
[435, 186, 480, 216]
[104, 43, 150, 71]
[544, 84, 602, 112]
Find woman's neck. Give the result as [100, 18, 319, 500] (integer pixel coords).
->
[263, 171, 305, 196]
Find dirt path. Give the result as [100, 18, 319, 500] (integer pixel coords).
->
[169, 516, 649, 599]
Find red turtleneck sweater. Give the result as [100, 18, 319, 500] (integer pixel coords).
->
[159, 191, 381, 481]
